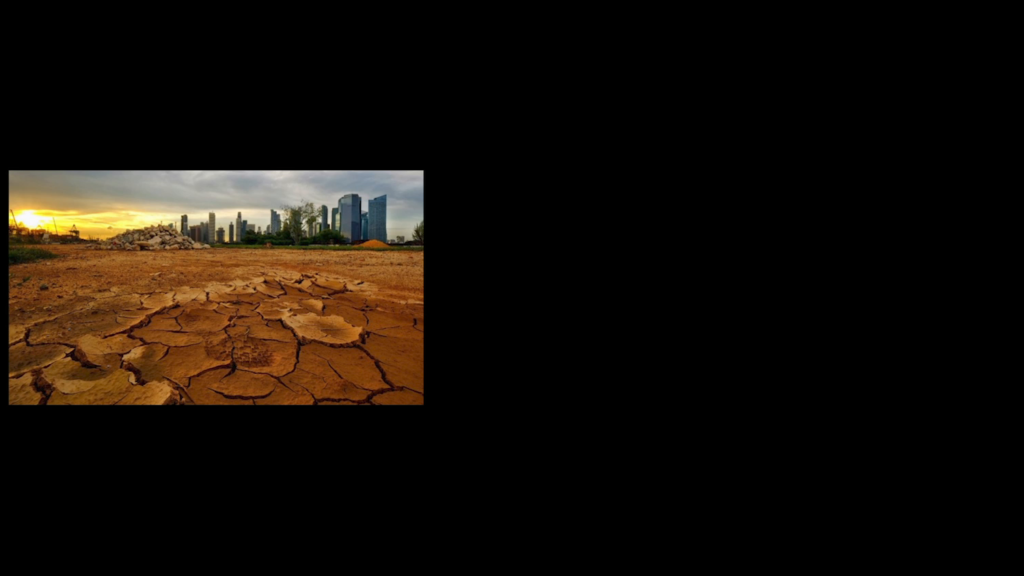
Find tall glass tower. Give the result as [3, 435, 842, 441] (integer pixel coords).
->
[368, 195, 387, 243]
[361, 212, 369, 241]
[338, 194, 361, 243]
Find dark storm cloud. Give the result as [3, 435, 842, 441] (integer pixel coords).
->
[9, 170, 424, 238]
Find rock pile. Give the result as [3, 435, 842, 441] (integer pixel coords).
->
[89, 225, 210, 251]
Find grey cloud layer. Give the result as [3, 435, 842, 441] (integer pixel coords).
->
[9, 170, 424, 237]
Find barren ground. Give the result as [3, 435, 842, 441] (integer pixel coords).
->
[9, 245, 424, 405]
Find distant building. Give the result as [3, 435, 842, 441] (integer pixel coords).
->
[241, 220, 248, 241]
[209, 212, 216, 244]
[338, 194, 361, 243]
[368, 195, 387, 243]
[397, 236, 405, 243]
[189, 225, 201, 242]
[361, 211, 369, 241]
[270, 209, 280, 234]
[247, 223, 255, 232]
[388, 239, 396, 244]
[236, 212, 243, 242]
[169, 222, 175, 231]
[181, 215, 188, 234]
[229, 222, 234, 243]
[216, 227, 225, 243]
[320, 205, 328, 233]
[332, 207, 339, 231]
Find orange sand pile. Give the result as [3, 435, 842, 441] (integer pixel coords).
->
[357, 240, 392, 248]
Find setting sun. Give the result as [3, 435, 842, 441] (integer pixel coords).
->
[10, 210, 49, 230]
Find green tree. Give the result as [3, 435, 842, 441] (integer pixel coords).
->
[280, 201, 317, 246]
[413, 220, 424, 244]
[313, 229, 345, 245]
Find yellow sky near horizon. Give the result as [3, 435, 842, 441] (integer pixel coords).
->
[9, 209, 184, 240]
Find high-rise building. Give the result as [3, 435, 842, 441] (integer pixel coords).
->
[338, 194, 361, 243]
[270, 209, 279, 234]
[397, 236, 405, 243]
[216, 227, 225, 243]
[181, 215, 188, 234]
[320, 205, 328, 233]
[361, 211, 369, 241]
[209, 212, 215, 244]
[368, 195, 387, 243]
[257, 226, 262, 235]
[247, 223, 255, 232]
[189, 225, 201, 242]
[236, 212, 243, 242]
[229, 223, 234, 243]
[331, 207, 339, 231]
[200, 222, 208, 244]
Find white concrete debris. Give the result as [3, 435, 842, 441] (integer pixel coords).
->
[87, 225, 210, 251]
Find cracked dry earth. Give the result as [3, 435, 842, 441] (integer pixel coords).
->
[9, 270, 424, 405]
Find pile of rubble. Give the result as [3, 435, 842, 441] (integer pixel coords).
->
[88, 225, 210, 251]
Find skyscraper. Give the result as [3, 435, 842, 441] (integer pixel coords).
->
[270, 209, 279, 234]
[242, 220, 248, 240]
[190, 225, 201, 242]
[200, 222, 208, 244]
[229, 222, 234, 243]
[181, 215, 188, 235]
[216, 227, 225, 243]
[338, 194, 361, 243]
[331, 207, 339, 231]
[368, 195, 387, 243]
[209, 212, 216, 245]
[361, 212, 369, 241]
[236, 212, 242, 242]
[320, 205, 328, 233]
[257, 226, 262, 235]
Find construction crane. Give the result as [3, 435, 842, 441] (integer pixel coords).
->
[10, 209, 20, 232]
[52, 217, 59, 236]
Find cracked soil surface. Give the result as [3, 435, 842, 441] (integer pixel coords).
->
[9, 246, 423, 405]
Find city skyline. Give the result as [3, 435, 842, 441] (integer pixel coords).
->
[8, 170, 423, 240]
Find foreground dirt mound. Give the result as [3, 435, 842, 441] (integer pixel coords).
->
[88, 224, 210, 251]
[356, 240, 391, 248]
[8, 269, 423, 405]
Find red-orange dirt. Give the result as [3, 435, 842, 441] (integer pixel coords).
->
[356, 240, 391, 249]
[9, 245, 423, 405]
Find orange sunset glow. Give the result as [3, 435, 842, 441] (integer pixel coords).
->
[9, 209, 182, 240]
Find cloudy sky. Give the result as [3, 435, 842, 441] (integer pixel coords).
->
[8, 170, 423, 241]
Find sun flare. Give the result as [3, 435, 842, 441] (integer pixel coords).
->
[11, 210, 48, 230]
